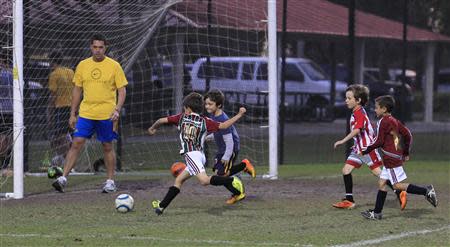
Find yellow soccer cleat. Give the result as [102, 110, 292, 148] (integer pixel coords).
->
[152, 200, 164, 215]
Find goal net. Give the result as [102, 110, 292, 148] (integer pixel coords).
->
[1, 0, 269, 177]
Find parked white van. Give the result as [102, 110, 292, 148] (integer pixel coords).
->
[190, 57, 347, 120]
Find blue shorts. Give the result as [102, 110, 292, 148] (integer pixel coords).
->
[73, 117, 118, 142]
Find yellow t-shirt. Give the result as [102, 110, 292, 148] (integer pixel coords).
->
[48, 66, 74, 108]
[73, 56, 128, 120]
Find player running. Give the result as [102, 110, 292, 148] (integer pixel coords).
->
[149, 92, 247, 215]
[333, 84, 406, 209]
[361, 95, 437, 220]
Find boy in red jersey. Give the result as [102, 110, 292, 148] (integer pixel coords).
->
[333, 85, 405, 209]
[361, 95, 437, 220]
[148, 92, 247, 215]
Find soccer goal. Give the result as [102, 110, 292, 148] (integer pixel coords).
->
[1, 0, 279, 198]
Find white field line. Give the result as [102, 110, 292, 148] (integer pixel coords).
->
[1, 225, 449, 246]
[0, 233, 306, 247]
[331, 225, 450, 247]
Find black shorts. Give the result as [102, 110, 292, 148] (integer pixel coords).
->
[0, 114, 13, 134]
[51, 107, 71, 137]
[213, 151, 239, 176]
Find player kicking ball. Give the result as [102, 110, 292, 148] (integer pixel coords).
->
[333, 85, 406, 210]
[361, 96, 437, 220]
[204, 90, 256, 203]
[149, 92, 247, 215]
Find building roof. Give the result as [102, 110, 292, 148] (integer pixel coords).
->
[1, 0, 449, 42]
[172, 0, 450, 42]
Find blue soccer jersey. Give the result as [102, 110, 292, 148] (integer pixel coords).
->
[209, 112, 240, 155]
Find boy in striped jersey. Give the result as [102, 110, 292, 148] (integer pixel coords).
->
[333, 85, 406, 209]
[361, 95, 437, 220]
[148, 92, 247, 215]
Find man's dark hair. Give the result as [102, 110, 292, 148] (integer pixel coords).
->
[204, 89, 225, 109]
[90, 33, 107, 45]
[375, 95, 395, 113]
[49, 51, 63, 66]
[183, 92, 204, 114]
[346, 84, 369, 106]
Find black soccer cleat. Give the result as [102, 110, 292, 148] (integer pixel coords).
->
[361, 209, 382, 220]
[425, 185, 437, 207]
[52, 179, 65, 193]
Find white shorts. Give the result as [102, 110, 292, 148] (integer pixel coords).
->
[380, 166, 407, 184]
[346, 150, 383, 170]
[184, 151, 206, 176]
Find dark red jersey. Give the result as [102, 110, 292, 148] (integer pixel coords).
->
[363, 115, 412, 168]
[167, 113, 220, 155]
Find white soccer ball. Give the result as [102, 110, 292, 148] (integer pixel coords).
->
[115, 194, 134, 213]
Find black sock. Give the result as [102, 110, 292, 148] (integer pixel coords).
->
[229, 163, 246, 176]
[159, 186, 180, 209]
[343, 174, 354, 202]
[406, 184, 427, 196]
[210, 175, 240, 195]
[386, 181, 401, 197]
[374, 190, 387, 214]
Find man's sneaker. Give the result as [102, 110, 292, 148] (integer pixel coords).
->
[361, 209, 382, 220]
[332, 199, 355, 209]
[226, 193, 246, 205]
[399, 191, 407, 210]
[152, 200, 164, 215]
[232, 177, 245, 194]
[102, 179, 117, 193]
[425, 185, 437, 207]
[242, 159, 256, 178]
[52, 177, 67, 193]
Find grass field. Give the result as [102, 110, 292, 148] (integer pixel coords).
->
[1, 161, 449, 246]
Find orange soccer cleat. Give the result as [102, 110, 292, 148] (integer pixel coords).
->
[332, 199, 355, 209]
[399, 191, 407, 211]
[242, 159, 256, 178]
[226, 193, 246, 205]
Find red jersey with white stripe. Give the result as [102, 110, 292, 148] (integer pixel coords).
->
[350, 107, 375, 153]
[167, 113, 220, 155]
[363, 115, 412, 168]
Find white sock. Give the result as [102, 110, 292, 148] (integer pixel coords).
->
[58, 176, 67, 183]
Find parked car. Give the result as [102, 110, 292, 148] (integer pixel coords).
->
[190, 57, 347, 121]
[437, 68, 450, 93]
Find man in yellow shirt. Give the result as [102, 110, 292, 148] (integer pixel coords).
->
[48, 51, 74, 165]
[52, 34, 128, 193]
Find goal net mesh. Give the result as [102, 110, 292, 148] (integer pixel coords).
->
[1, 0, 269, 175]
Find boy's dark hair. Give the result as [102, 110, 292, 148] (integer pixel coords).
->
[90, 33, 107, 45]
[346, 84, 369, 106]
[183, 92, 204, 114]
[375, 95, 395, 113]
[49, 51, 63, 66]
[204, 89, 225, 108]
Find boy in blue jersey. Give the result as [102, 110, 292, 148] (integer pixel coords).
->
[149, 92, 247, 215]
[204, 89, 256, 179]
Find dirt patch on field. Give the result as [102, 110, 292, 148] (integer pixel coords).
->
[1, 176, 383, 208]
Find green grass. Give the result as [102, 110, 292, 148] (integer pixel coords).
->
[1, 161, 449, 246]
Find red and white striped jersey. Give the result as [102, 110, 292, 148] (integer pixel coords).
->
[350, 107, 375, 153]
[167, 113, 220, 155]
